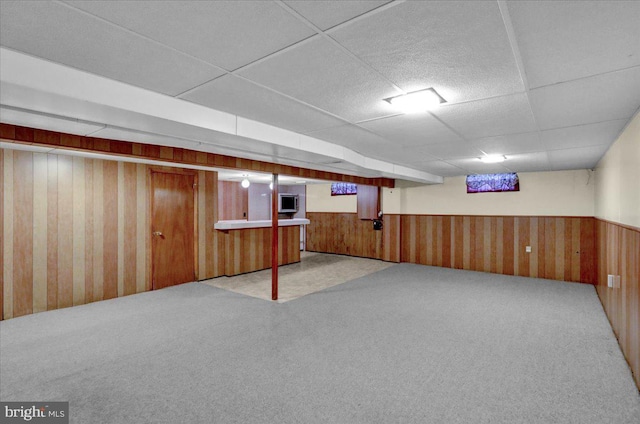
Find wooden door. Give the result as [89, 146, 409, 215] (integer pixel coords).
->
[151, 171, 196, 290]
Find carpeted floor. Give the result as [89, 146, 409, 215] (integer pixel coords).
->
[1, 264, 639, 423]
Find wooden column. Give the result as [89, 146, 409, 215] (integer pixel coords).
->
[271, 174, 278, 301]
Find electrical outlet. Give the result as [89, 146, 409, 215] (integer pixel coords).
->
[525, 246, 531, 253]
[607, 274, 615, 288]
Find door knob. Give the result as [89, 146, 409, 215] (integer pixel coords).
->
[153, 231, 164, 237]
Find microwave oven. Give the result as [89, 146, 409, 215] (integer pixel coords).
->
[278, 193, 299, 213]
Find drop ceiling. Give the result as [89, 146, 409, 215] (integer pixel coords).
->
[1, 0, 639, 183]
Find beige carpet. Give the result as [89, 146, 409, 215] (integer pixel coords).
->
[201, 251, 394, 302]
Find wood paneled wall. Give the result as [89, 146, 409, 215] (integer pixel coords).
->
[222, 226, 300, 276]
[218, 181, 248, 221]
[0, 123, 394, 188]
[595, 219, 639, 389]
[1, 149, 223, 320]
[306, 212, 596, 283]
[357, 185, 379, 220]
[401, 215, 596, 283]
[306, 212, 400, 262]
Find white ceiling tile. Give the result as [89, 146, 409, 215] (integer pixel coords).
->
[547, 145, 610, 170]
[366, 146, 439, 166]
[283, 0, 390, 30]
[305, 123, 392, 153]
[530, 67, 640, 130]
[433, 93, 538, 140]
[470, 132, 544, 155]
[411, 161, 466, 178]
[540, 120, 628, 151]
[0, 1, 223, 96]
[358, 113, 463, 147]
[180, 75, 345, 134]
[446, 158, 511, 175]
[418, 141, 485, 161]
[65, 0, 315, 70]
[330, 1, 523, 103]
[508, 1, 640, 88]
[237, 37, 399, 122]
[501, 152, 551, 173]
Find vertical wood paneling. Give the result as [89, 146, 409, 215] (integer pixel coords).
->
[33, 153, 48, 314]
[13, 151, 33, 317]
[529, 218, 538, 278]
[502, 217, 514, 275]
[596, 219, 640, 390]
[3, 150, 14, 319]
[103, 161, 118, 300]
[84, 159, 94, 303]
[57, 155, 73, 309]
[316, 213, 596, 285]
[357, 185, 378, 220]
[489, 217, 498, 273]
[205, 172, 217, 277]
[221, 226, 300, 276]
[218, 181, 248, 221]
[441, 216, 451, 268]
[136, 164, 147, 293]
[0, 149, 4, 320]
[1, 150, 220, 320]
[93, 161, 104, 301]
[517, 217, 530, 277]
[117, 162, 125, 297]
[47, 154, 58, 310]
[198, 171, 207, 279]
[72, 157, 86, 306]
[123, 162, 137, 295]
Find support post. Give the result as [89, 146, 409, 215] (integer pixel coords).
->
[271, 173, 278, 301]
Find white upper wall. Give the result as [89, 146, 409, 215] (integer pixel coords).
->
[595, 111, 640, 228]
[309, 170, 596, 216]
[397, 170, 594, 216]
[306, 183, 357, 213]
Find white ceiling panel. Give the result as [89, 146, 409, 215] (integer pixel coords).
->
[305, 123, 393, 154]
[418, 141, 485, 161]
[446, 158, 511, 175]
[530, 67, 640, 130]
[540, 120, 628, 151]
[508, 1, 640, 89]
[502, 152, 551, 173]
[470, 132, 544, 155]
[548, 145, 611, 170]
[283, 0, 390, 30]
[330, 1, 523, 103]
[65, 0, 315, 71]
[2, 1, 638, 180]
[181, 74, 345, 134]
[412, 161, 467, 178]
[0, 1, 223, 96]
[237, 37, 399, 122]
[357, 113, 464, 147]
[433, 94, 537, 140]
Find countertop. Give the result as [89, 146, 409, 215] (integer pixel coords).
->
[214, 218, 310, 230]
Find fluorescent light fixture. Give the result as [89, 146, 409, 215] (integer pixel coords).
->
[241, 178, 250, 188]
[479, 154, 506, 163]
[384, 88, 446, 113]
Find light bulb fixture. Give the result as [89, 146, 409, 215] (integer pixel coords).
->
[269, 182, 273, 190]
[241, 178, 250, 188]
[479, 154, 506, 163]
[384, 88, 446, 114]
